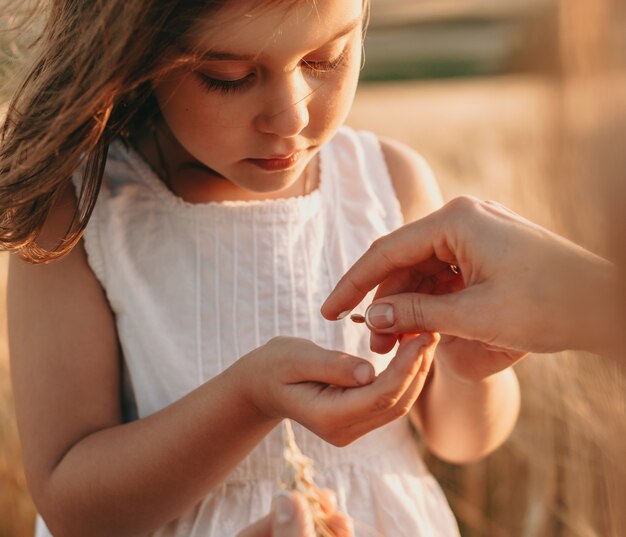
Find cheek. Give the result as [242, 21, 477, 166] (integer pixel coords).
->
[153, 78, 227, 152]
[157, 82, 253, 134]
[311, 58, 360, 131]
[155, 81, 198, 133]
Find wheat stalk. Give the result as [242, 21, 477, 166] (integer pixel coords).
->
[280, 419, 336, 537]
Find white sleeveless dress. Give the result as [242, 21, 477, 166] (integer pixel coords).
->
[36, 126, 460, 536]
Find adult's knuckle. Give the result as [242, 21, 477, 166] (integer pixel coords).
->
[483, 199, 514, 215]
[368, 237, 397, 272]
[447, 195, 477, 214]
[368, 236, 385, 253]
[410, 295, 427, 331]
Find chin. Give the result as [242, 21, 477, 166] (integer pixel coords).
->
[245, 179, 294, 194]
[246, 169, 302, 193]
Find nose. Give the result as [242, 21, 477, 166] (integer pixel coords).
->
[254, 72, 310, 138]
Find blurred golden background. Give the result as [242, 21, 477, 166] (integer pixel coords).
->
[1, 1, 625, 536]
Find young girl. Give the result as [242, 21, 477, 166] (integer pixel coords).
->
[1, 0, 522, 535]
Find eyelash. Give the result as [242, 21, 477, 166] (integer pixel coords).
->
[195, 50, 347, 95]
[196, 74, 255, 94]
[302, 51, 347, 78]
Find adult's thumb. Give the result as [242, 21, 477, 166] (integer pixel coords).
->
[364, 291, 469, 337]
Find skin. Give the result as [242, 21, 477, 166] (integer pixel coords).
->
[8, 1, 525, 535]
[140, 0, 363, 203]
[321, 196, 621, 356]
[9, 2, 438, 536]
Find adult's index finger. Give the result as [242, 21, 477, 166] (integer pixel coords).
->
[320, 215, 442, 320]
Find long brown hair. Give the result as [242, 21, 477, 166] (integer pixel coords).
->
[0, 0, 368, 264]
[0, 0, 234, 263]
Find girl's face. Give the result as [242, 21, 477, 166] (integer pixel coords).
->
[153, 0, 364, 197]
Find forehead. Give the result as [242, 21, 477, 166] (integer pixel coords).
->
[185, 0, 364, 56]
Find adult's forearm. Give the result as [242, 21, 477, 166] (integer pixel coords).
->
[415, 365, 520, 464]
[566, 256, 623, 356]
[39, 365, 279, 537]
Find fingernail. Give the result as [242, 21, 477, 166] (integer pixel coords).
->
[273, 490, 295, 525]
[353, 363, 374, 384]
[337, 310, 352, 320]
[365, 303, 394, 329]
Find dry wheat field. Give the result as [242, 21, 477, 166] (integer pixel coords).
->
[3, 75, 622, 537]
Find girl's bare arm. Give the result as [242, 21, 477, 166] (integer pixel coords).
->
[9, 184, 433, 536]
[8, 188, 281, 536]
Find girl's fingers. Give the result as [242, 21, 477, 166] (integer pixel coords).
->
[347, 359, 427, 438]
[275, 339, 375, 387]
[369, 333, 436, 415]
[339, 334, 438, 439]
[400, 336, 436, 401]
[369, 332, 398, 354]
[286, 334, 438, 447]
[339, 332, 438, 418]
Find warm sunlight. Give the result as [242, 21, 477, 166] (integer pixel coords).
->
[1, 1, 624, 536]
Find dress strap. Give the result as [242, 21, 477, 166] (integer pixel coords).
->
[320, 126, 404, 234]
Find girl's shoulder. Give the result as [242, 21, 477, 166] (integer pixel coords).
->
[377, 136, 443, 222]
[328, 126, 443, 223]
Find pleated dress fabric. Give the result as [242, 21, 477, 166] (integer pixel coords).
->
[35, 126, 460, 536]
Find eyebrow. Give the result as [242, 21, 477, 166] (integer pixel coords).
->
[196, 16, 362, 62]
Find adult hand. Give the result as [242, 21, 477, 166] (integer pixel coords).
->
[321, 196, 618, 355]
[236, 490, 352, 537]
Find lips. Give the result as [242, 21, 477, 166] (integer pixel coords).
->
[246, 151, 302, 171]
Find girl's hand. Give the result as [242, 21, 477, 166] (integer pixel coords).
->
[237, 333, 438, 447]
[237, 489, 352, 537]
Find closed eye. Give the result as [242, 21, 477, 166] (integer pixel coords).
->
[195, 72, 255, 94]
[194, 46, 348, 94]
[302, 50, 347, 78]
